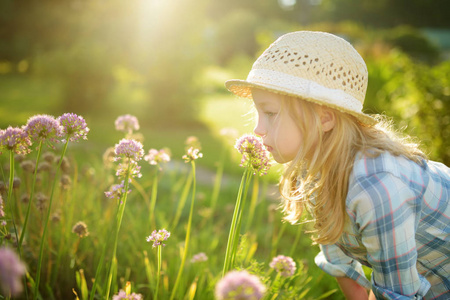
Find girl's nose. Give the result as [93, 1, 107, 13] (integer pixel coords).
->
[254, 121, 266, 137]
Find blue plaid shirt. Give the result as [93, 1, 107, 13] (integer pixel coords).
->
[315, 151, 449, 299]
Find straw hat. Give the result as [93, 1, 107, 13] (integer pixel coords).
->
[225, 31, 376, 125]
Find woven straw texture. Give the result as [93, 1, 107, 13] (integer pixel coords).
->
[225, 31, 376, 125]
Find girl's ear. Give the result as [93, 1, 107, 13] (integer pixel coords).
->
[320, 108, 336, 132]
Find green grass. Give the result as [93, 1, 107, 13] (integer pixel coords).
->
[0, 73, 344, 299]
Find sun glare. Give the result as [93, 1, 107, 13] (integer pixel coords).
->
[136, 0, 174, 28]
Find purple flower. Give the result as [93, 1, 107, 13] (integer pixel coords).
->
[114, 139, 144, 179]
[182, 147, 203, 163]
[215, 270, 266, 300]
[104, 182, 130, 200]
[115, 115, 140, 134]
[0, 247, 27, 297]
[269, 255, 296, 277]
[112, 289, 143, 300]
[0, 126, 31, 155]
[235, 134, 271, 176]
[58, 113, 89, 142]
[190, 252, 208, 263]
[114, 139, 144, 162]
[144, 148, 171, 166]
[146, 229, 171, 248]
[24, 114, 62, 145]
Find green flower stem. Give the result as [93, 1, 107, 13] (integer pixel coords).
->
[169, 160, 197, 300]
[154, 245, 162, 300]
[210, 146, 226, 217]
[34, 139, 69, 299]
[149, 171, 158, 228]
[222, 162, 253, 276]
[104, 162, 132, 300]
[51, 166, 79, 286]
[171, 171, 193, 230]
[19, 139, 43, 249]
[245, 175, 259, 232]
[269, 273, 282, 300]
[89, 215, 116, 300]
[222, 168, 247, 276]
[289, 223, 304, 258]
[230, 169, 252, 269]
[7, 151, 19, 249]
[6, 150, 29, 300]
[271, 222, 287, 258]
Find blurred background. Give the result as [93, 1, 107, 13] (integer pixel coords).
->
[0, 2, 449, 298]
[1, 0, 449, 165]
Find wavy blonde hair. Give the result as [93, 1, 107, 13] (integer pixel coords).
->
[278, 96, 426, 245]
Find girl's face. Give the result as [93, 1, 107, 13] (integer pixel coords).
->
[252, 89, 303, 164]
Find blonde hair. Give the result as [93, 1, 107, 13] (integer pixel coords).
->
[279, 96, 426, 245]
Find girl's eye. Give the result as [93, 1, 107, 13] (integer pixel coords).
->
[264, 112, 277, 117]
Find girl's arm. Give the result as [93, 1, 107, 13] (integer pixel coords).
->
[336, 277, 369, 300]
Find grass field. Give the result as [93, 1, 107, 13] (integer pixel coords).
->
[0, 73, 344, 299]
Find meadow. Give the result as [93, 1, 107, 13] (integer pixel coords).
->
[0, 74, 343, 300]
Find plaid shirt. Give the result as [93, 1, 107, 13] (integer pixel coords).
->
[315, 151, 449, 299]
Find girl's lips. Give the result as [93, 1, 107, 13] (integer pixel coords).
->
[264, 144, 273, 152]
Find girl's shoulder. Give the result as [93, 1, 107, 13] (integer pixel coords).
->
[352, 151, 415, 180]
[348, 151, 449, 211]
[352, 151, 449, 181]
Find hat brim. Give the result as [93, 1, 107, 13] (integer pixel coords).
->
[225, 79, 377, 126]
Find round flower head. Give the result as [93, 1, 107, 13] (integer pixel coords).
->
[114, 139, 144, 179]
[72, 221, 89, 238]
[58, 113, 89, 142]
[115, 114, 140, 134]
[191, 252, 208, 263]
[114, 139, 144, 162]
[0, 126, 31, 155]
[235, 134, 271, 175]
[146, 229, 171, 248]
[0, 247, 27, 297]
[24, 114, 62, 145]
[144, 148, 171, 166]
[215, 270, 266, 300]
[269, 255, 296, 277]
[182, 147, 203, 163]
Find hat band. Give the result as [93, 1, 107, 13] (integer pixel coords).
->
[247, 69, 363, 113]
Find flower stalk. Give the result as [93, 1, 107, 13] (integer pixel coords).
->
[105, 162, 132, 299]
[223, 134, 271, 276]
[222, 165, 252, 275]
[18, 140, 43, 249]
[146, 229, 170, 300]
[170, 159, 197, 300]
[155, 245, 162, 300]
[33, 139, 69, 298]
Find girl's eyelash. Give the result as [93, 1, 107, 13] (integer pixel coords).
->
[264, 112, 277, 117]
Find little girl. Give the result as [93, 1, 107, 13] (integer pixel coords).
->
[225, 31, 449, 299]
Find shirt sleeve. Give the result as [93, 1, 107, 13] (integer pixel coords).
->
[315, 243, 371, 289]
[349, 171, 431, 299]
